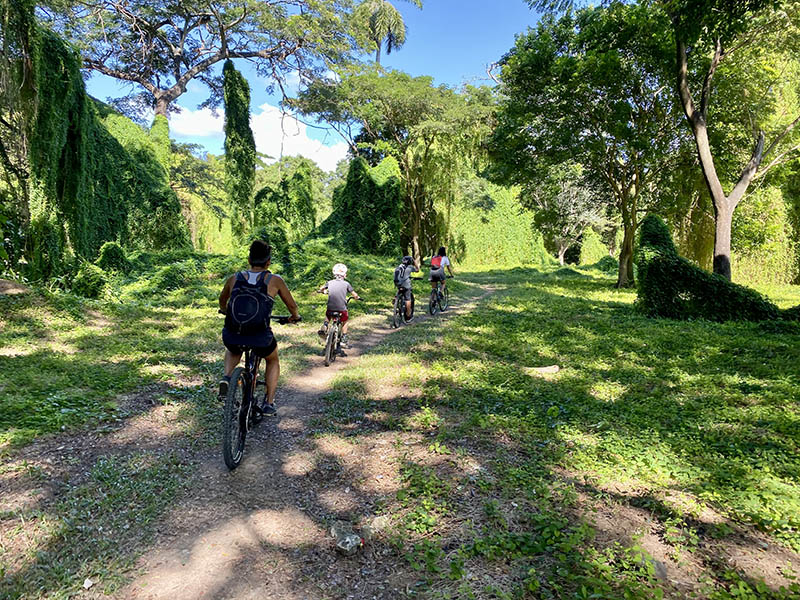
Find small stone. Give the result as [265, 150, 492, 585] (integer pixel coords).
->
[83, 578, 93, 590]
[758, 541, 769, 551]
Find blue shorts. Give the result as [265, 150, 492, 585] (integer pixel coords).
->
[222, 327, 277, 357]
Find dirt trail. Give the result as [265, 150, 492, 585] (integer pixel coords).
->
[122, 286, 495, 600]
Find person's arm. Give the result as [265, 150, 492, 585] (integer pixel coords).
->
[447, 263, 454, 276]
[348, 283, 360, 301]
[218, 275, 235, 312]
[317, 282, 329, 294]
[411, 264, 419, 273]
[274, 275, 301, 321]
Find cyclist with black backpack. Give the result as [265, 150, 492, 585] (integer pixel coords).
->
[394, 255, 418, 322]
[218, 240, 301, 417]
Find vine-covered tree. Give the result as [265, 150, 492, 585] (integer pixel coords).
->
[291, 68, 494, 263]
[223, 60, 255, 240]
[39, 0, 361, 117]
[354, 0, 422, 65]
[491, 3, 683, 287]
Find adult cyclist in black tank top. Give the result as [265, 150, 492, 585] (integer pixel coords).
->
[218, 240, 301, 416]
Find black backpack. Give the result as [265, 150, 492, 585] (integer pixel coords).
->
[393, 264, 405, 287]
[226, 271, 273, 335]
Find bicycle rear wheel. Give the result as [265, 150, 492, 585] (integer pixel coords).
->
[222, 367, 249, 470]
[441, 287, 449, 311]
[324, 324, 337, 366]
[429, 289, 438, 315]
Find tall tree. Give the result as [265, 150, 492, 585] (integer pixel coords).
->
[291, 68, 494, 263]
[354, 0, 422, 65]
[491, 4, 683, 287]
[669, 0, 800, 279]
[40, 0, 361, 117]
[223, 60, 255, 240]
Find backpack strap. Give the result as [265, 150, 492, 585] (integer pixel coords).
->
[235, 271, 246, 282]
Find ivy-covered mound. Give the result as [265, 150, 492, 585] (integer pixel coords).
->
[634, 215, 793, 322]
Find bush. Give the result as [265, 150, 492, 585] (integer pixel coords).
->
[95, 241, 130, 273]
[72, 263, 108, 298]
[579, 228, 609, 265]
[593, 255, 619, 273]
[151, 260, 200, 291]
[635, 215, 779, 322]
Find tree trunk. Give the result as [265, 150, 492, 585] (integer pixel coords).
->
[375, 44, 381, 65]
[616, 223, 635, 288]
[557, 245, 567, 265]
[713, 200, 734, 280]
[154, 96, 169, 118]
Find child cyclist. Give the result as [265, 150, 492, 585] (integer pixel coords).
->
[318, 263, 360, 348]
[394, 255, 418, 321]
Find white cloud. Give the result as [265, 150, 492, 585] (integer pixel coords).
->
[168, 107, 224, 138]
[250, 103, 349, 172]
[167, 103, 348, 172]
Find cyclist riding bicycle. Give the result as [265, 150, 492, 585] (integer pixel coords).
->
[394, 255, 418, 322]
[428, 246, 454, 291]
[317, 263, 360, 349]
[218, 240, 300, 417]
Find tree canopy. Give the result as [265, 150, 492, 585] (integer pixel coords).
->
[40, 0, 363, 116]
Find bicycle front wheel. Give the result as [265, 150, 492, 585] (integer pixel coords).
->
[441, 287, 449, 311]
[391, 296, 401, 328]
[223, 367, 249, 470]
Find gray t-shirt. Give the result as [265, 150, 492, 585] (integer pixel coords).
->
[396, 264, 418, 289]
[323, 279, 354, 312]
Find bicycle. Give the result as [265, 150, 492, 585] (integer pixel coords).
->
[321, 297, 356, 367]
[429, 275, 454, 315]
[222, 314, 298, 470]
[391, 277, 421, 328]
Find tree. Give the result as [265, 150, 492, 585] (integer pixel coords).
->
[40, 0, 361, 117]
[223, 60, 255, 240]
[354, 0, 422, 65]
[670, 0, 800, 279]
[529, 165, 607, 265]
[290, 68, 494, 263]
[491, 4, 683, 287]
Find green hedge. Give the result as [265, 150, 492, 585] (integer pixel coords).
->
[635, 215, 781, 322]
[72, 263, 108, 298]
[95, 241, 130, 273]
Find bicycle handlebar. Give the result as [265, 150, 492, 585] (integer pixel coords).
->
[272, 315, 301, 325]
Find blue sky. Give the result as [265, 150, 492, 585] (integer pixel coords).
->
[86, 1, 541, 170]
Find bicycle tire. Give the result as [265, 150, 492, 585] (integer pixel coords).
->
[441, 287, 449, 311]
[324, 324, 337, 366]
[222, 367, 248, 470]
[429, 290, 438, 315]
[391, 296, 401, 328]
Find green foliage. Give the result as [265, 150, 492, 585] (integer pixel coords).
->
[72, 262, 108, 298]
[449, 178, 552, 267]
[96, 241, 130, 273]
[292, 68, 495, 260]
[732, 187, 798, 285]
[579, 228, 609, 265]
[223, 60, 256, 240]
[149, 115, 171, 169]
[2, 16, 189, 280]
[319, 157, 404, 255]
[151, 260, 201, 291]
[636, 215, 780, 321]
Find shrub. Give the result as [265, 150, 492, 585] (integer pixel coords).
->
[95, 241, 130, 273]
[593, 255, 619, 273]
[579, 228, 608, 265]
[72, 263, 108, 298]
[636, 215, 779, 322]
[151, 260, 200, 291]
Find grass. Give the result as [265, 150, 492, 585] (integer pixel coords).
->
[1, 253, 798, 599]
[321, 265, 800, 599]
